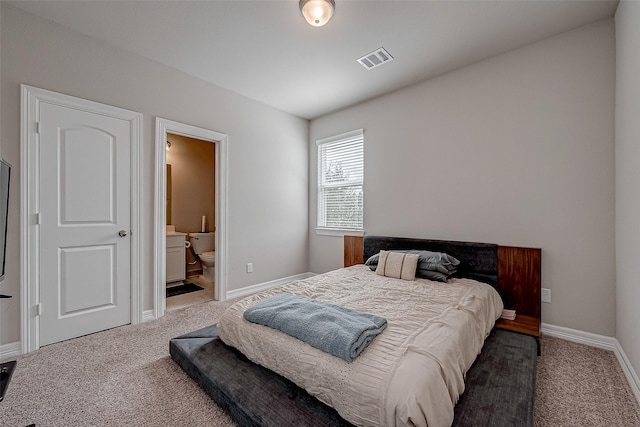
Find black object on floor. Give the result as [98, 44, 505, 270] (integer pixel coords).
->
[166, 282, 204, 298]
[0, 360, 16, 402]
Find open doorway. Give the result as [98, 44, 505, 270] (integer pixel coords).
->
[154, 118, 228, 318]
[165, 133, 216, 311]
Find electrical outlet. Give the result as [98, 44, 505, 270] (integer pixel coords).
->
[246, 262, 253, 273]
[541, 288, 551, 303]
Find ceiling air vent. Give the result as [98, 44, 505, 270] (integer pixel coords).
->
[357, 47, 394, 70]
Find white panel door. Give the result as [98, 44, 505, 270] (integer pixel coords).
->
[39, 102, 131, 346]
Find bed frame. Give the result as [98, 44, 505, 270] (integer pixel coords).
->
[170, 235, 541, 427]
[347, 235, 541, 342]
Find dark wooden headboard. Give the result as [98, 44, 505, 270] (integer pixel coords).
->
[344, 235, 541, 336]
[363, 235, 499, 286]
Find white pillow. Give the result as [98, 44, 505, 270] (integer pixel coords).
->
[375, 250, 419, 281]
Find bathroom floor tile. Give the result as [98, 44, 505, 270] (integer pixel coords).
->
[166, 275, 215, 311]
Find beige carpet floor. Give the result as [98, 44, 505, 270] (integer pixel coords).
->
[535, 335, 640, 427]
[1, 298, 639, 427]
[1, 299, 239, 427]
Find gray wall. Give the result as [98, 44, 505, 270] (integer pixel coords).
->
[0, 4, 309, 346]
[615, 1, 640, 382]
[309, 19, 616, 337]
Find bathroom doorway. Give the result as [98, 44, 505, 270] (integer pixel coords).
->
[165, 133, 216, 311]
[154, 118, 228, 318]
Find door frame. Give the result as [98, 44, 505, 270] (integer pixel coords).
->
[20, 85, 143, 353]
[154, 118, 228, 317]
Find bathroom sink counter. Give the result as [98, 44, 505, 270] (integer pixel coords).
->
[166, 225, 188, 236]
[167, 231, 188, 284]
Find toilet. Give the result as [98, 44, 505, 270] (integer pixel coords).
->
[188, 232, 215, 282]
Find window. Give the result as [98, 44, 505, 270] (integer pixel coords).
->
[317, 129, 364, 234]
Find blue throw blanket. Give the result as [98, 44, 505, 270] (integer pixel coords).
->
[243, 293, 387, 362]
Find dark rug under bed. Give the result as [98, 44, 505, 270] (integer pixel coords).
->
[170, 325, 537, 427]
[166, 282, 203, 298]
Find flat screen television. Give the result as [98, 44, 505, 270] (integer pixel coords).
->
[0, 159, 11, 284]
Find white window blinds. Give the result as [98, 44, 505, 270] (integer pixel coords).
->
[317, 129, 364, 231]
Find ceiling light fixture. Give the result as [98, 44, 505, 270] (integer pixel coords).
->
[166, 141, 171, 151]
[299, 0, 335, 27]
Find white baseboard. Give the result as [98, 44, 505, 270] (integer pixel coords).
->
[542, 323, 640, 404]
[541, 323, 617, 351]
[0, 341, 21, 362]
[141, 309, 155, 322]
[613, 340, 640, 404]
[226, 272, 316, 300]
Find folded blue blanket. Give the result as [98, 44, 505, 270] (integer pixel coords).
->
[243, 293, 387, 362]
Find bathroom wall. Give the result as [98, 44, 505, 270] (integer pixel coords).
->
[166, 133, 216, 233]
[166, 133, 216, 274]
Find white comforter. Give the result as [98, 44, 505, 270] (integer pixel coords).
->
[218, 265, 503, 427]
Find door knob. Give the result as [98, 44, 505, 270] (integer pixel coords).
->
[118, 230, 128, 237]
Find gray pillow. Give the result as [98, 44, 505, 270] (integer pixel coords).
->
[364, 250, 460, 283]
[406, 250, 460, 275]
[365, 253, 380, 270]
[417, 270, 450, 282]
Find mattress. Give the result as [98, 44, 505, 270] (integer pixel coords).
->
[218, 265, 503, 427]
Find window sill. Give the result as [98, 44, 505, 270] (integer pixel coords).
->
[315, 228, 364, 237]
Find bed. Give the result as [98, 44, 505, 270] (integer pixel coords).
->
[170, 235, 540, 427]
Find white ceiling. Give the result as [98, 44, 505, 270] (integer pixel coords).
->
[9, 0, 618, 119]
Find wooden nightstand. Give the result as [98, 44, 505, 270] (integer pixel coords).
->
[495, 315, 540, 338]
[496, 246, 542, 355]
